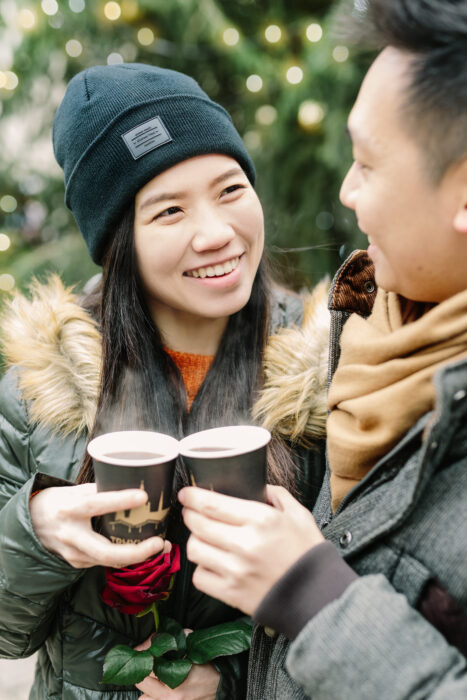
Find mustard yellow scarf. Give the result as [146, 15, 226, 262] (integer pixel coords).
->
[327, 288, 467, 512]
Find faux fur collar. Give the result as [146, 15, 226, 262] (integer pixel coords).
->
[1, 276, 329, 444]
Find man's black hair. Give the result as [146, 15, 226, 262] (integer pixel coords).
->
[341, 0, 467, 180]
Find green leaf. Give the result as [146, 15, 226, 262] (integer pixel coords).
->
[158, 616, 187, 656]
[186, 619, 253, 664]
[154, 658, 192, 689]
[149, 632, 178, 658]
[102, 645, 153, 685]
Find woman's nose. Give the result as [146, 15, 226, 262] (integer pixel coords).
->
[191, 215, 236, 252]
[339, 162, 359, 211]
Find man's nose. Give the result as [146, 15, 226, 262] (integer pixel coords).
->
[339, 162, 359, 211]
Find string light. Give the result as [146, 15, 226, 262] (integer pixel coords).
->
[265, 25, 281, 43]
[223, 28, 239, 46]
[255, 105, 277, 126]
[0, 274, 15, 292]
[0, 234, 11, 252]
[306, 23, 323, 43]
[246, 75, 263, 93]
[0, 195, 17, 213]
[298, 100, 325, 130]
[104, 2, 121, 21]
[333, 46, 349, 62]
[18, 9, 37, 29]
[137, 28, 154, 46]
[41, 0, 59, 15]
[65, 39, 83, 57]
[286, 66, 303, 84]
[0, 73, 6, 89]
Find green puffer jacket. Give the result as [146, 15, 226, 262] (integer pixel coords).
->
[0, 276, 330, 699]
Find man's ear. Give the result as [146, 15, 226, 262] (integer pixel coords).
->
[452, 158, 467, 233]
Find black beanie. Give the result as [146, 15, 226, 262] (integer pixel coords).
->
[53, 63, 256, 264]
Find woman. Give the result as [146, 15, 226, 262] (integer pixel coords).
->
[0, 63, 329, 699]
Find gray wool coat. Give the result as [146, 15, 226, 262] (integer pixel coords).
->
[247, 251, 467, 700]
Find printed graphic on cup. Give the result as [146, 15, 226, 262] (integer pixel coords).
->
[179, 425, 271, 502]
[87, 431, 179, 543]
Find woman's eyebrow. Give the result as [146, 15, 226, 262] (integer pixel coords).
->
[138, 190, 187, 211]
[210, 167, 244, 186]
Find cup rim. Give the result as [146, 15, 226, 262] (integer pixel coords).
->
[87, 430, 179, 466]
[179, 425, 271, 458]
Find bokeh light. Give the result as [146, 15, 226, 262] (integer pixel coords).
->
[265, 25, 282, 43]
[255, 105, 277, 126]
[107, 52, 124, 64]
[306, 23, 323, 43]
[18, 9, 37, 29]
[246, 74, 263, 92]
[298, 100, 325, 130]
[69, 0, 85, 11]
[137, 28, 154, 46]
[286, 66, 303, 84]
[333, 46, 350, 63]
[104, 2, 121, 21]
[65, 40, 83, 57]
[0, 196, 18, 213]
[0, 274, 15, 292]
[223, 28, 240, 46]
[0, 234, 11, 252]
[41, 0, 59, 16]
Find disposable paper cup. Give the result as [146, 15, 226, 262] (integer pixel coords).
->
[87, 430, 179, 543]
[179, 425, 271, 502]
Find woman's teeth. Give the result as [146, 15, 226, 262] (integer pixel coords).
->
[186, 256, 240, 279]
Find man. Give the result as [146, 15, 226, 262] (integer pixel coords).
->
[179, 0, 467, 697]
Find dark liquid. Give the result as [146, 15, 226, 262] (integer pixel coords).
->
[104, 451, 164, 460]
[189, 447, 234, 452]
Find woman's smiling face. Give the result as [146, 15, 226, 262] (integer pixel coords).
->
[133, 154, 264, 329]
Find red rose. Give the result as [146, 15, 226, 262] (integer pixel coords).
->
[100, 544, 181, 614]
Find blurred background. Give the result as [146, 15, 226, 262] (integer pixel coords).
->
[0, 0, 373, 301]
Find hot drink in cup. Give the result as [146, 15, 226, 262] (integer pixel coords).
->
[87, 430, 179, 543]
[179, 425, 271, 502]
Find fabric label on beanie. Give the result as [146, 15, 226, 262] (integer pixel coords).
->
[121, 116, 172, 160]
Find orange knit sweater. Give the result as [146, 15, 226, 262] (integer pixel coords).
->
[165, 348, 214, 410]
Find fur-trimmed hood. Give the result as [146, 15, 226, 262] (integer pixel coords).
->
[0, 276, 330, 444]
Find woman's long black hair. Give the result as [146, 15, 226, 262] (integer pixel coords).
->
[79, 203, 296, 496]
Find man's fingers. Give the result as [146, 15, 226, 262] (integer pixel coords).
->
[186, 533, 240, 575]
[182, 508, 245, 553]
[179, 486, 271, 525]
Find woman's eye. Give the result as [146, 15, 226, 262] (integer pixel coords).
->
[155, 206, 181, 220]
[221, 184, 245, 197]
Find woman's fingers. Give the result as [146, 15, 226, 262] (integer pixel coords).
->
[67, 486, 149, 518]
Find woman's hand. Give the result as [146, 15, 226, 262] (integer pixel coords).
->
[179, 484, 325, 615]
[134, 634, 220, 700]
[29, 483, 167, 568]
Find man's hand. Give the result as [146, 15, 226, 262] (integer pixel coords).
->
[30, 483, 167, 568]
[179, 484, 324, 615]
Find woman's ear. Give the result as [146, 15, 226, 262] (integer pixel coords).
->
[453, 204, 467, 234]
